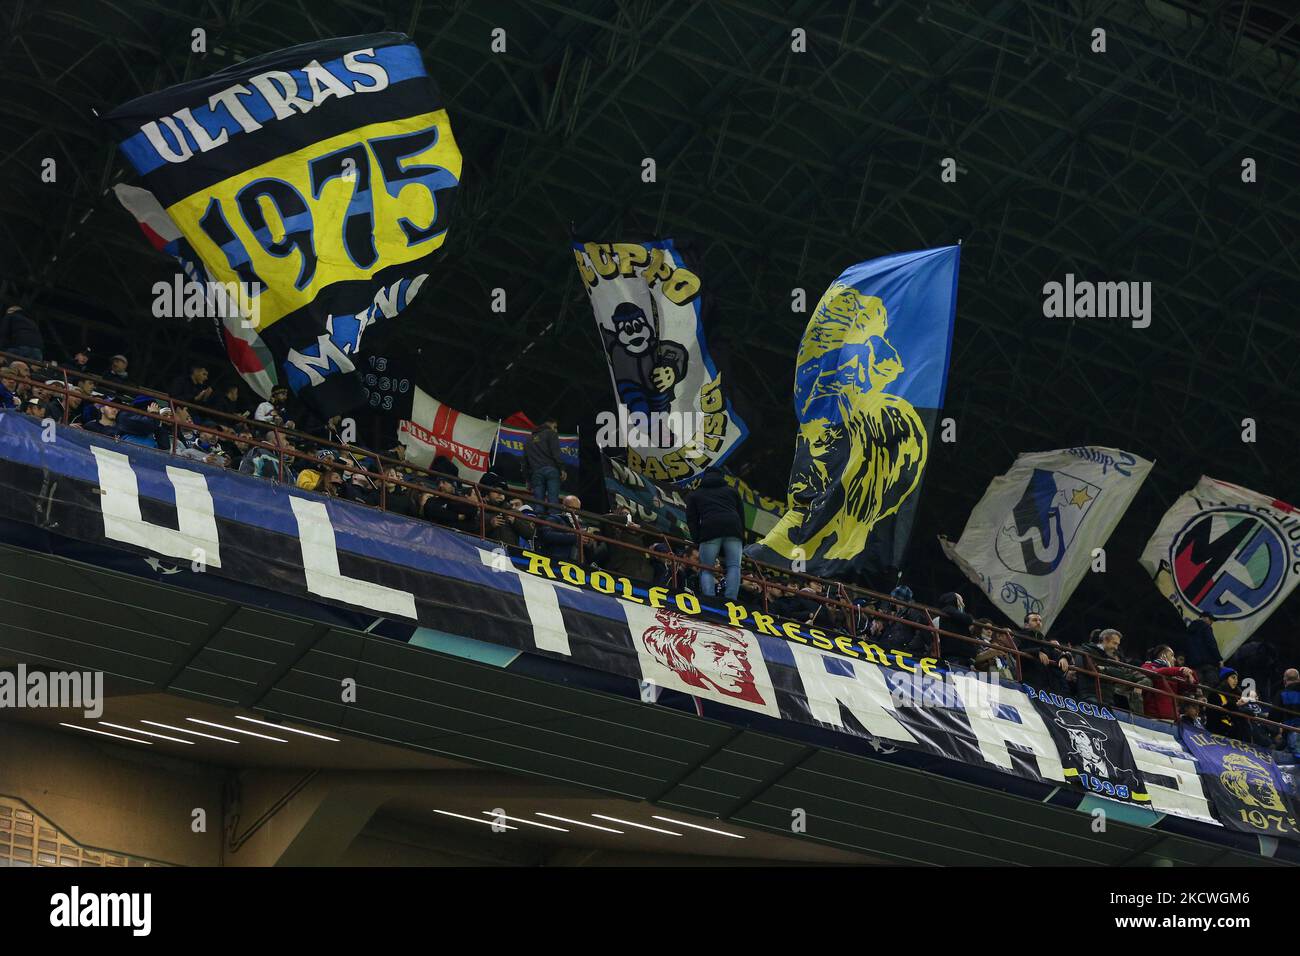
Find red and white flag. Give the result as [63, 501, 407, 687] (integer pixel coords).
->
[398, 388, 499, 481]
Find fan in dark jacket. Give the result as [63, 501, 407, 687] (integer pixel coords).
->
[1271, 668, 1300, 753]
[1207, 668, 1253, 742]
[935, 592, 975, 665]
[207, 381, 248, 420]
[1017, 617, 1073, 694]
[167, 365, 215, 408]
[772, 583, 827, 624]
[1071, 628, 1150, 710]
[1182, 613, 1222, 686]
[533, 495, 586, 562]
[480, 472, 536, 548]
[0, 306, 43, 361]
[378, 467, 420, 518]
[685, 470, 745, 601]
[882, 585, 935, 658]
[598, 506, 654, 585]
[418, 457, 477, 532]
[115, 395, 167, 448]
[523, 418, 565, 507]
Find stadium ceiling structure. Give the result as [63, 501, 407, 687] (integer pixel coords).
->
[2, 0, 1299, 645]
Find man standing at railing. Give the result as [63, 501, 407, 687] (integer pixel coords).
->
[935, 592, 976, 666]
[167, 363, 214, 408]
[883, 586, 935, 659]
[524, 417, 565, 508]
[686, 469, 745, 602]
[0, 305, 43, 362]
[209, 380, 247, 419]
[1182, 611, 1223, 688]
[1072, 628, 1151, 710]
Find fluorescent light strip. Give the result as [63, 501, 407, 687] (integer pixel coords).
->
[433, 810, 517, 830]
[235, 716, 339, 742]
[479, 812, 568, 833]
[185, 718, 287, 742]
[140, 720, 239, 744]
[535, 813, 624, 834]
[60, 723, 152, 745]
[652, 816, 745, 839]
[591, 814, 681, 836]
[98, 722, 195, 745]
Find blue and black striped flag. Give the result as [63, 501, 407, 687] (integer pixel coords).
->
[106, 33, 461, 416]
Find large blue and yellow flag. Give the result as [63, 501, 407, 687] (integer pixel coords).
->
[749, 246, 959, 581]
[106, 33, 460, 416]
[1180, 730, 1300, 840]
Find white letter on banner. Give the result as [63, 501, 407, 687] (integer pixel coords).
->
[91, 447, 222, 567]
[947, 674, 1064, 780]
[288, 497, 416, 619]
[477, 550, 574, 656]
[787, 645, 916, 744]
[1118, 721, 1218, 824]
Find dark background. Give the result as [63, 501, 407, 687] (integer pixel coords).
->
[2, 0, 1298, 672]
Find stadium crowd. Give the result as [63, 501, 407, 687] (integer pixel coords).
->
[2, 303, 1298, 755]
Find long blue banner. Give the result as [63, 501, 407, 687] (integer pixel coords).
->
[1, 410, 1292, 840]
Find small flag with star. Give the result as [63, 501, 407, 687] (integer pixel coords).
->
[938, 447, 1154, 632]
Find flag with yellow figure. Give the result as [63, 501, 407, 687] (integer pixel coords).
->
[748, 246, 960, 582]
[106, 33, 460, 416]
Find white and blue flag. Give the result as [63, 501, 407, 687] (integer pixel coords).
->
[940, 447, 1153, 632]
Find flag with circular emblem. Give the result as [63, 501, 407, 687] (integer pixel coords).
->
[1140, 476, 1300, 658]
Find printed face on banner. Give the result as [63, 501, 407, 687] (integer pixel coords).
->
[777, 284, 927, 564]
[1057, 717, 1111, 776]
[1219, 752, 1287, 812]
[636, 610, 778, 716]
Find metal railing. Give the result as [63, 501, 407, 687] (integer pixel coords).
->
[4, 349, 1299, 746]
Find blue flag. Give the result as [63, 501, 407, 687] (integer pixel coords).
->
[749, 246, 959, 581]
[1180, 730, 1300, 840]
